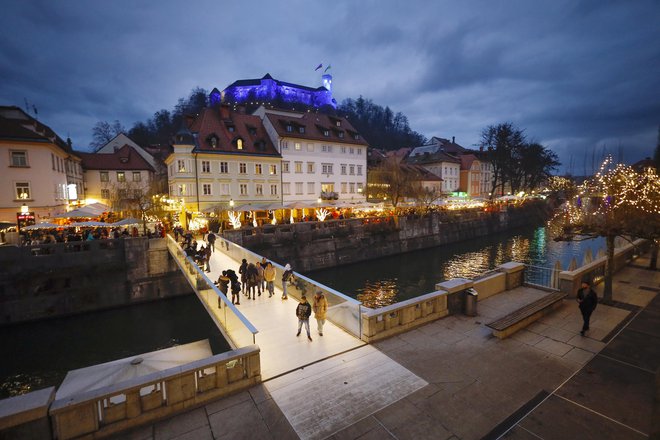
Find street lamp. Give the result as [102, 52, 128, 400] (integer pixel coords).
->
[229, 199, 234, 208]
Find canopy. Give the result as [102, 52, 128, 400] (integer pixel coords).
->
[285, 201, 316, 209]
[67, 221, 111, 228]
[52, 202, 111, 218]
[21, 222, 61, 230]
[112, 217, 142, 226]
[55, 339, 212, 401]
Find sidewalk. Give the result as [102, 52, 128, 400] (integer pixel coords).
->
[112, 253, 658, 440]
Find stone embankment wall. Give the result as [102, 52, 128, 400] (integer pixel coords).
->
[0, 237, 191, 325]
[224, 201, 553, 272]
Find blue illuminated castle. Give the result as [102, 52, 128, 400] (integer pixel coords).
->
[211, 73, 336, 111]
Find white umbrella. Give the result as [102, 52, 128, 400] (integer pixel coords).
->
[55, 340, 212, 401]
[22, 222, 60, 230]
[112, 217, 142, 226]
[52, 207, 99, 218]
[68, 221, 111, 228]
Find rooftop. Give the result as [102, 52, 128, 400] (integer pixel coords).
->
[77, 145, 155, 171]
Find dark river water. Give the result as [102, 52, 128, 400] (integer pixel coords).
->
[0, 295, 229, 399]
[307, 223, 605, 308]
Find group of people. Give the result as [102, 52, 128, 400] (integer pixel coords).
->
[20, 224, 166, 246]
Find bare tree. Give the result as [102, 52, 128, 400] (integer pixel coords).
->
[90, 120, 125, 151]
[368, 156, 414, 209]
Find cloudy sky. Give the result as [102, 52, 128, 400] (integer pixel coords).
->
[1, 0, 659, 174]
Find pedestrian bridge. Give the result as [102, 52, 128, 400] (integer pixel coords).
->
[165, 235, 367, 380]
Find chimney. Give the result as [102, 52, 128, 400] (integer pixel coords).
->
[452, 136, 455, 144]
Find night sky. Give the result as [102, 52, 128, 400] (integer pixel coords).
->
[1, 0, 659, 174]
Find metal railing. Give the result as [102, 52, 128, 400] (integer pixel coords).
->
[166, 235, 258, 348]
[215, 236, 364, 340]
[524, 264, 561, 290]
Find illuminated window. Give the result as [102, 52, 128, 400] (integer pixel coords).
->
[10, 151, 28, 167]
[203, 184, 212, 195]
[294, 142, 302, 151]
[15, 182, 31, 199]
[133, 172, 141, 182]
[255, 164, 263, 174]
[237, 139, 243, 150]
[295, 161, 303, 173]
[239, 163, 247, 174]
[117, 172, 125, 182]
[269, 164, 277, 175]
[100, 171, 109, 182]
[202, 161, 210, 173]
[220, 162, 228, 173]
[177, 160, 186, 172]
[178, 184, 186, 196]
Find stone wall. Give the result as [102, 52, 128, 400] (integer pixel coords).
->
[224, 201, 552, 272]
[0, 238, 191, 325]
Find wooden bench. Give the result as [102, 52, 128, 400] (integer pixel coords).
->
[486, 291, 566, 339]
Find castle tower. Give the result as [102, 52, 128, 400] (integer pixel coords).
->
[322, 74, 332, 93]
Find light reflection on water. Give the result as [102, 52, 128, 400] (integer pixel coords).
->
[308, 223, 604, 309]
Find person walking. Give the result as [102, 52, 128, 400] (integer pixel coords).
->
[312, 290, 328, 336]
[246, 263, 259, 300]
[282, 263, 294, 300]
[239, 259, 248, 295]
[264, 262, 276, 297]
[256, 262, 264, 296]
[203, 244, 212, 272]
[577, 280, 598, 336]
[226, 269, 240, 305]
[207, 231, 216, 253]
[259, 257, 268, 291]
[296, 295, 313, 341]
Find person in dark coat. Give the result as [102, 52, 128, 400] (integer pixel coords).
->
[225, 269, 240, 305]
[246, 263, 259, 300]
[296, 295, 313, 341]
[577, 280, 598, 336]
[207, 232, 216, 253]
[238, 259, 248, 295]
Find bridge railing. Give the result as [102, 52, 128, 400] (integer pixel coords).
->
[216, 236, 364, 340]
[524, 264, 561, 291]
[166, 235, 258, 348]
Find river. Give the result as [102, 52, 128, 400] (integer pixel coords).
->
[307, 223, 605, 308]
[0, 295, 229, 399]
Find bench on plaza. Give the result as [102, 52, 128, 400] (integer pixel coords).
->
[486, 291, 566, 339]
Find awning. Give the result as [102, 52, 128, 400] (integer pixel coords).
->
[111, 217, 142, 226]
[67, 221, 111, 228]
[21, 222, 61, 230]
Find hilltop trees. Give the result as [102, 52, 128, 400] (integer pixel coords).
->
[90, 120, 125, 151]
[479, 122, 559, 197]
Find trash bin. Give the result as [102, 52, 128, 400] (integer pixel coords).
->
[465, 288, 478, 316]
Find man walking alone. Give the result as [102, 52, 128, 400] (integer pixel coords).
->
[577, 280, 598, 336]
[296, 295, 313, 341]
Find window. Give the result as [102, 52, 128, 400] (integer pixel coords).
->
[178, 184, 187, 196]
[354, 134, 360, 140]
[237, 139, 243, 150]
[255, 164, 263, 175]
[307, 182, 315, 194]
[322, 164, 333, 174]
[133, 189, 142, 199]
[338, 132, 344, 138]
[336, 120, 341, 127]
[100, 171, 109, 182]
[177, 160, 186, 172]
[322, 145, 333, 152]
[255, 183, 263, 196]
[307, 143, 314, 152]
[298, 126, 305, 134]
[133, 172, 141, 182]
[357, 182, 364, 193]
[269, 164, 277, 175]
[51, 154, 55, 170]
[357, 165, 363, 176]
[341, 182, 347, 194]
[307, 162, 315, 173]
[294, 142, 302, 151]
[220, 183, 230, 195]
[270, 184, 278, 196]
[202, 161, 210, 173]
[15, 182, 31, 199]
[282, 183, 291, 195]
[239, 163, 247, 174]
[321, 183, 334, 193]
[228, 126, 235, 132]
[349, 147, 354, 154]
[220, 162, 228, 173]
[341, 164, 347, 175]
[101, 189, 110, 199]
[117, 172, 125, 182]
[286, 125, 293, 132]
[357, 148, 362, 155]
[295, 161, 303, 173]
[239, 184, 248, 196]
[350, 183, 355, 194]
[281, 141, 289, 150]
[282, 161, 290, 173]
[323, 130, 329, 137]
[10, 151, 28, 167]
[341, 146, 346, 154]
[203, 184, 212, 195]
[295, 182, 303, 195]
[349, 165, 355, 175]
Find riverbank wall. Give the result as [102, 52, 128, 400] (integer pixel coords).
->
[0, 237, 191, 325]
[223, 201, 553, 272]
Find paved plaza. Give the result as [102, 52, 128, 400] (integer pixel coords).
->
[112, 253, 659, 440]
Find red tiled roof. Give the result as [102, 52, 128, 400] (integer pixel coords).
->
[265, 112, 369, 146]
[78, 145, 155, 171]
[460, 154, 478, 170]
[188, 107, 280, 156]
[0, 106, 75, 155]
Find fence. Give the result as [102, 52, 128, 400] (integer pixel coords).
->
[215, 235, 364, 339]
[165, 235, 258, 348]
[524, 264, 561, 290]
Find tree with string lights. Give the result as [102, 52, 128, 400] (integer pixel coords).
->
[557, 156, 660, 303]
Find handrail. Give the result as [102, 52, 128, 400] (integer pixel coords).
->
[165, 235, 258, 345]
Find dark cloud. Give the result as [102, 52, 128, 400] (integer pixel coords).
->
[0, 0, 658, 168]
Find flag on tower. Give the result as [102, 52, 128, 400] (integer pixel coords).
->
[324, 65, 331, 73]
[314, 63, 323, 71]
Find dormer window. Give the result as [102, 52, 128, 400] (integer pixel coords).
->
[336, 121, 341, 127]
[237, 138, 243, 150]
[207, 134, 219, 148]
[354, 134, 360, 140]
[298, 126, 305, 134]
[323, 130, 329, 137]
[286, 125, 293, 132]
[338, 131, 344, 138]
[227, 126, 235, 133]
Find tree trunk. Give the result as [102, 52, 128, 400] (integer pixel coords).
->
[650, 240, 659, 270]
[603, 234, 615, 304]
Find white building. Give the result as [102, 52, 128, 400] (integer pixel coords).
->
[0, 106, 84, 222]
[407, 149, 461, 194]
[254, 107, 369, 203]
